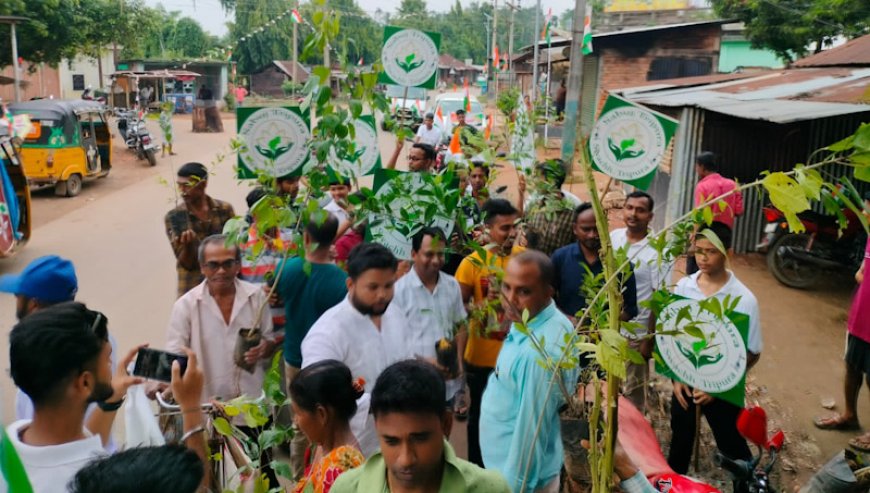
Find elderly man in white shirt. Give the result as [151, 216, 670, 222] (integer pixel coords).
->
[610, 191, 674, 410]
[301, 242, 414, 456]
[166, 235, 276, 405]
[393, 227, 467, 409]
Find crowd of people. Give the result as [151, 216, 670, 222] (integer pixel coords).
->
[0, 149, 766, 493]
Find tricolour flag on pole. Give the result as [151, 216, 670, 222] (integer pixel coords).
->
[582, 5, 593, 55]
[291, 9, 303, 24]
[542, 8, 553, 45]
[493, 45, 500, 72]
[463, 79, 471, 112]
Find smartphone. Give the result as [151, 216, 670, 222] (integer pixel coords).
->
[132, 348, 188, 383]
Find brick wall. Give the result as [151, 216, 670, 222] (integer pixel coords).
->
[0, 62, 61, 102]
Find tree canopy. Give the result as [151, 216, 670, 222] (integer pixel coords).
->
[710, 0, 870, 62]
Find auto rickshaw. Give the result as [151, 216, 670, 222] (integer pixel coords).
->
[9, 100, 113, 197]
[0, 128, 31, 257]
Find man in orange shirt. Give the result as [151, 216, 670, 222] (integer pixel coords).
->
[454, 198, 524, 467]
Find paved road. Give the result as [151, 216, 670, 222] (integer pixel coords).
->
[0, 115, 247, 422]
[0, 112, 470, 456]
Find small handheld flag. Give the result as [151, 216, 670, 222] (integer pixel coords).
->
[291, 9, 303, 24]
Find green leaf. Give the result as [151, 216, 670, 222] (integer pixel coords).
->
[855, 165, 870, 183]
[826, 134, 855, 152]
[213, 417, 234, 437]
[794, 164, 824, 201]
[683, 323, 705, 340]
[762, 172, 810, 233]
[701, 206, 714, 226]
[349, 100, 363, 119]
[698, 228, 727, 256]
[854, 123, 870, 152]
[312, 66, 330, 87]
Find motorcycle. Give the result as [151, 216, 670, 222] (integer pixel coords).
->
[757, 205, 866, 289]
[618, 396, 784, 492]
[115, 108, 157, 167]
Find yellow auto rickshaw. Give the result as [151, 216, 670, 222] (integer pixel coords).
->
[0, 127, 31, 257]
[10, 100, 112, 197]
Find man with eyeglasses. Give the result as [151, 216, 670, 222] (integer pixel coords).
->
[165, 234, 276, 404]
[385, 138, 436, 173]
[164, 162, 235, 298]
[162, 234, 279, 486]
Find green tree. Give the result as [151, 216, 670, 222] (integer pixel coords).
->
[711, 0, 870, 62]
[0, 0, 87, 67]
[230, 0, 296, 73]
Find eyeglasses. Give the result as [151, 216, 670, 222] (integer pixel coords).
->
[203, 259, 239, 271]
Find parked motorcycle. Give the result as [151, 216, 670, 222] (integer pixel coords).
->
[115, 108, 157, 167]
[757, 205, 865, 289]
[618, 396, 784, 492]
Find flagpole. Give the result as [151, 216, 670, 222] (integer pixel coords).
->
[544, 43, 551, 142]
[531, 0, 541, 103]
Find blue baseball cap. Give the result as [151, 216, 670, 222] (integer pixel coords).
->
[0, 255, 78, 303]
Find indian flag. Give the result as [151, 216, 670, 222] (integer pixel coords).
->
[541, 8, 553, 45]
[1, 427, 33, 492]
[582, 5, 593, 55]
[291, 9, 303, 24]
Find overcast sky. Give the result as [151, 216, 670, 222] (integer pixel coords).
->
[147, 0, 581, 37]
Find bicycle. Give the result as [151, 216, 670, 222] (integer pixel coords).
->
[157, 390, 266, 491]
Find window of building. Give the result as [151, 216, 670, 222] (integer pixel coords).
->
[72, 74, 85, 91]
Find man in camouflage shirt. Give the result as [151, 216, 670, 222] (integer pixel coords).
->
[164, 162, 235, 297]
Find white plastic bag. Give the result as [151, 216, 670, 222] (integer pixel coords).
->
[124, 384, 165, 447]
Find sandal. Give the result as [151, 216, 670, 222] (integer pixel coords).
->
[814, 415, 861, 431]
[453, 390, 469, 422]
[850, 435, 870, 453]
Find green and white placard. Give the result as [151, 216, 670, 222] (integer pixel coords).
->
[367, 169, 455, 260]
[655, 297, 750, 408]
[237, 106, 311, 178]
[588, 95, 677, 190]
[378, 26, 441, 90]
[327, 115, 382, 179]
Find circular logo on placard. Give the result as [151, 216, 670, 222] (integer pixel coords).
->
[656, 299, 746, 394]
[329, 118, 380, 178]
[381, 29, 439, 87]
[589, 106, 667, 181]
[239, 107, 310, 176]
[369, 173, 454, 259]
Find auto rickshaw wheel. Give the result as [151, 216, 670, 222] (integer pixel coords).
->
[55, 174, 83, 197]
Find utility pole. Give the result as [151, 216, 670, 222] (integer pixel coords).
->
[292, 2, 298, 92]
[505, 1, 519, 84]
[491, 0, 498, 96]
[0, 17, 28, 103]
[531, 0, 541, 102]
[560, 0, 587, 164]
[484, 13, 492, 92]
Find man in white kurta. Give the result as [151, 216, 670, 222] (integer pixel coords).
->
[301, 242, 414, 456]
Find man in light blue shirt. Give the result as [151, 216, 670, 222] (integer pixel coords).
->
[479, 251, 579, 493]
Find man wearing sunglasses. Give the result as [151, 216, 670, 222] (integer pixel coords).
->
[164, 234, 276, 406]
[164, 162, 235, 298]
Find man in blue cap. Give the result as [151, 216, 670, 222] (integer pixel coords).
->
[0, 255, 78, 321]
[0, 255, 118, 452]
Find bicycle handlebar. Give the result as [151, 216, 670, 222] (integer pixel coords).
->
[156, 390, 267, 412]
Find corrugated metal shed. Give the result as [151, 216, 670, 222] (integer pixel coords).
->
[620, 68, 870, 123]
[793, 34, 870, 68]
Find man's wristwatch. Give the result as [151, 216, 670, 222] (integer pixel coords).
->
[97, 398, 125, 412]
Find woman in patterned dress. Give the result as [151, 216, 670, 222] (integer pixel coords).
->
[290, 360, 365, 493]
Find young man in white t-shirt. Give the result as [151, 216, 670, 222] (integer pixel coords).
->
[610, 191, 674, 409]
[3, 303, 143, 493]
[415, 113, 443, 147]
[666, 222, 761, 475]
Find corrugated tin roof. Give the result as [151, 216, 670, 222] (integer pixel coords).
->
[273, 61, 309, 82]
[620, 67, 870, 123]
[793, 34, 870, 68]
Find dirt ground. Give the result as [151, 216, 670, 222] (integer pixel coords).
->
[485, 135, 862, 490]
[7, 107, 863, 489]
